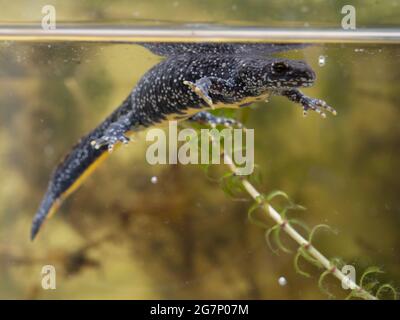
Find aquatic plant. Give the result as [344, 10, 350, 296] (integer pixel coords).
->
[188, 120, 397, 300]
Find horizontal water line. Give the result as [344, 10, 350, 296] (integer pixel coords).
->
[0, 26, 399, 43]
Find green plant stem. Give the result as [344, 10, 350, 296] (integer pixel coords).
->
[208, 130, 377, 300]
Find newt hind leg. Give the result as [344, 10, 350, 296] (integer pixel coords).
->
[90, 114, 133, 152]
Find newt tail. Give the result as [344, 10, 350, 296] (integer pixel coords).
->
[31, 96, 135, 240]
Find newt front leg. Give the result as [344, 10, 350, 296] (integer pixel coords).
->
[281, 89, 337, 118]
[184, 76, 237, 108]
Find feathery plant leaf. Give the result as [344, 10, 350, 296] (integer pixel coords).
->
[273, 226, 292, 254]
[359, 266, 384, 289]
[294, 246, 324, 277]
[330, 257, 347, 271]
[308, 224, 337, 244]
[376, 284, 398, 300]
[287, 218, 310, 235]
[265, 225, 280, 254]
[346, 288, 375, 300]
[363, 280, 380, 292]
[266, 191, 307, 225]
[345, 290, 355, 300]
[318, 258, 347, 299]
[294, 249, 311, 278]
[247, 202, 269, 229]
[318, 270, 336, 299]
[255, 194, 265, 204]
[345, 266, 391, 300]
[299, 246, 323, 268]
[248, 164, 263, 186]
[344, 266, 385, 300]
[266, 190, 290, 202]
[220, 172, 247, 199]
[266, 190, 306, 210]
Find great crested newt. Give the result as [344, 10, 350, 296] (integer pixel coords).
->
[31, 43, 336, 240]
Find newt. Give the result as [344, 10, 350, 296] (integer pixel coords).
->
[31, 43, 336, 240]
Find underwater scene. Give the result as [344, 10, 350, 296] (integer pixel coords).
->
[0, 0, 399, 300]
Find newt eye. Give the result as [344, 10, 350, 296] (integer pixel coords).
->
[272, 62, 289, 74]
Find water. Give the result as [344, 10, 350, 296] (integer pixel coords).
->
[1, 39, 398, 299]
[0, 8, 400, 299]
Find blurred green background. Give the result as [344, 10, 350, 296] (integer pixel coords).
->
[0, 0, 399, 27]
[0, 0, 399, 299]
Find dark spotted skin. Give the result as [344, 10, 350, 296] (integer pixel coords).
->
[31, 43, 336, 240]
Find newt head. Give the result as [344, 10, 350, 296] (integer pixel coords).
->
[237, 57, 316, 93]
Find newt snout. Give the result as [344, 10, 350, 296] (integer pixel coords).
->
[264, 59, 316, 88]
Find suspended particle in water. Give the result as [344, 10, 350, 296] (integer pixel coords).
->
[278, 276, 287, 286]
[301, 6, 309, 13]
[44, 145, 54, 157]
[318, 55, 326, 67]
[151, 176, 158, 184]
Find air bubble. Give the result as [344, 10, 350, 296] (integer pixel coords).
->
[278, 276, 287, 286]
[151, 176, 158, 184]
[318, 55, 326, 67]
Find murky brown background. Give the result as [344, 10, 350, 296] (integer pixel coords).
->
[0, 0, 399, 299]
